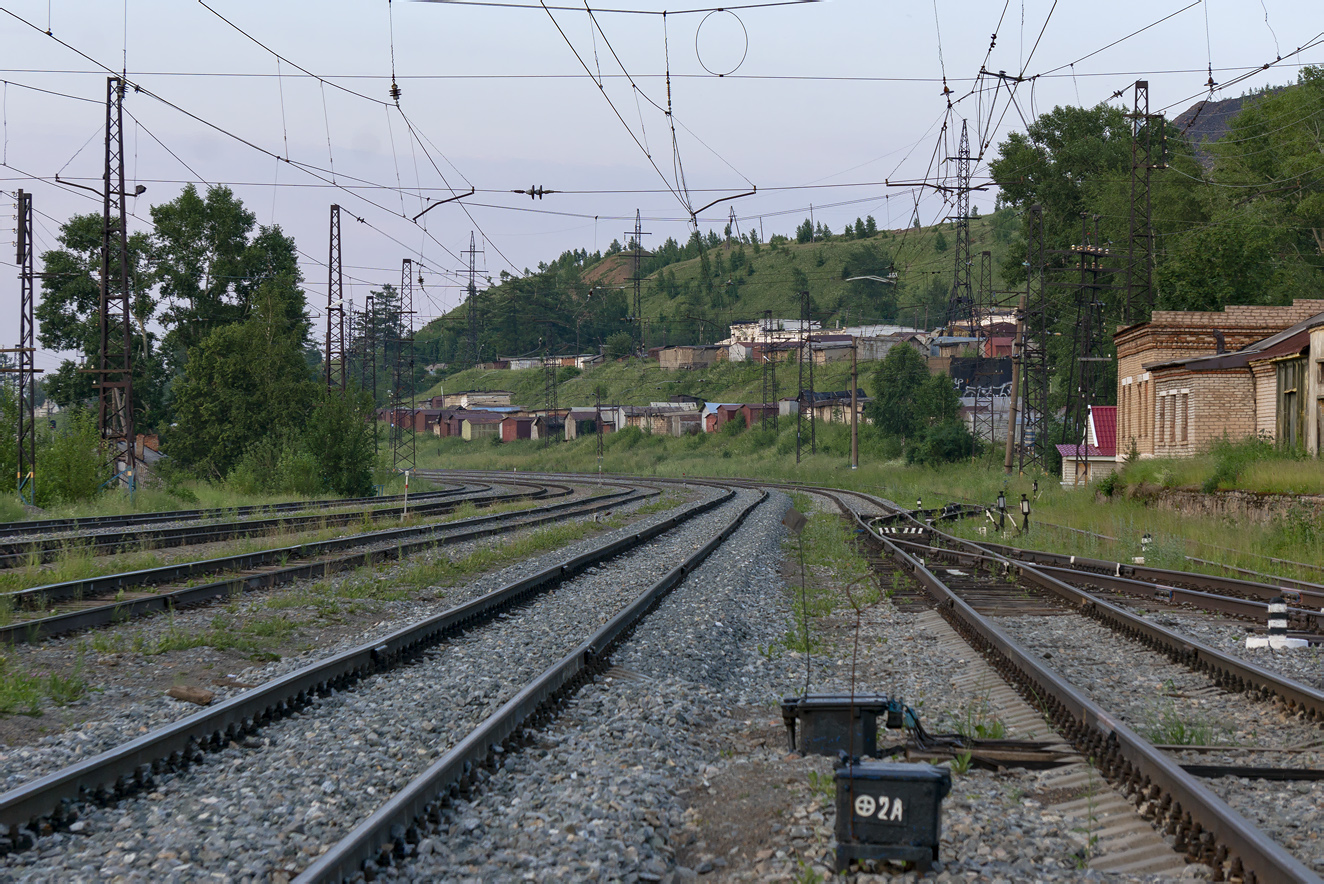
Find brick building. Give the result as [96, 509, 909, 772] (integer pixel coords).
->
[1114, 300, 1324, 458]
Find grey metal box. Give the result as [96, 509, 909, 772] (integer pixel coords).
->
[834, 761, 951, 873]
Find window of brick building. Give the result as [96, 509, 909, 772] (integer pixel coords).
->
[1157, 395, 1166, 446]
[1180, 393, 1189, 443]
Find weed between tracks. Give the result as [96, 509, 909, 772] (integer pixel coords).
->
[778, 493, 879, 656]
[0, 646, 88, 715]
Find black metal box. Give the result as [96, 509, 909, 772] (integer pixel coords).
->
[833, 760, 951, 873]
[781, 694, 893, 758]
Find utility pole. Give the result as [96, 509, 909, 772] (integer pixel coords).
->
[99, 77, 135, 490]
[972, 249, 998, 445]
[850, 340, 858, 470]
[1003, 285, 1026, 475]
[13, 190, 37, 503]
[943, 119, 974, 331]
[761, 309, 777, 429]
[542, 332, 560, 447]
[366, 293, 379, 454]
[595, 385, 603, 474]
[626, 210, 650, 349]
[392, 259, 417, 473]
[463, 231, 483, 368]
[326, 204, 345, 391]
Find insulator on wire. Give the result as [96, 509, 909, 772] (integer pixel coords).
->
[389, 82, 402, 102]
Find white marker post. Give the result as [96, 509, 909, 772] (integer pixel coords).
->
[402, 469, 411, 522]
[1246, 595, 1308, 649]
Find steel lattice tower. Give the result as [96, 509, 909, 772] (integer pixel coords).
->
[1059, 215, 1120, 475]
[796, 290, 815, 463]
[99, 77, 136, 488]
[943, 119, 974, 330]
[392, 259, 416, 473]
[463, 231, 483, 368]
[1126, 80, 1166, 323]
[326, 204, 346, 391]
[1018, 205, 1049, 474]
[626, 210, 649, 348]
[15, 190, 36, 504]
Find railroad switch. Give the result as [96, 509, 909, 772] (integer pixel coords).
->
[781, 694, 916, 758]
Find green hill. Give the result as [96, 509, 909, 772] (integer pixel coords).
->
[413, 209, 1020, 368]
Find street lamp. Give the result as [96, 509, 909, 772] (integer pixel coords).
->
[997, 490, 1006, 531]
[1020, 493, 1031, 533]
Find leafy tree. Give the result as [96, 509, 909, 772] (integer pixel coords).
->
[150, 185, 299, 368]
[36, 214, 167, 425]
[795, 218, 814, 244]
[866, 345, 958, 442]
[604, 331, 634, 360]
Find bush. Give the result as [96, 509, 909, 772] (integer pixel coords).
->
[304, 390, 376, 498]
[37, 409, 106, 506]
[906, 420, 978, 466]
[557, 366, 581, 384]
[1202, 434, 1278, 493]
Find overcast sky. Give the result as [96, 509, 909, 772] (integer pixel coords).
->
[2, 0, 1322, 372]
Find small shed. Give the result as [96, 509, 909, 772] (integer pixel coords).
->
[500, 416, 535, 442]
[461, 413, 504, 441]
[1056, 405, 1119, 487]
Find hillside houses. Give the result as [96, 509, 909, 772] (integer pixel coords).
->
[380, 390, 870, 445]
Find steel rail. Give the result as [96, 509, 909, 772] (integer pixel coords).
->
[0, 484, 632, 645]
[295, 489, 768, 883]
[1031, 563, 1324, 631]
[0, 483, 464, 540]
[0, 484, 730, 847]
[974, 539, 1324, 605]
[857, 508, 1322, 884]
[0, 486, 512, 570]
[0, 483, 571, 615]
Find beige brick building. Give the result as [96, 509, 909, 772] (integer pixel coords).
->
[1114, 300, 1324, 459]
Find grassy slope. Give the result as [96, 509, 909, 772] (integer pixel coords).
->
[638, 215, 1010, 327]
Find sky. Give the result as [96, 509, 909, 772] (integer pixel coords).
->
[1, 0, 1322, 375]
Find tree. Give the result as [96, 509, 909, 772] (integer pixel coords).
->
[795, 218, 814, 244]
[604, 331, 634, 360]
[36, 213, 167, 427]
[151, 185, 298, 367]
[933, 229, 948, 252]
[865, 216, 878, 237]
[304, 389, 376, 497]
[168, 273, 317, 477]
[865, 344, 932, 439]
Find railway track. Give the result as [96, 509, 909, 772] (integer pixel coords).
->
[6, 465, 1319, 881]
[843, 492, 1324, 883]
[0, 484, 507, 570]
[0, 481, 629, 644]
[0, 483, 464, 541]
[0, 483, 764, 883]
